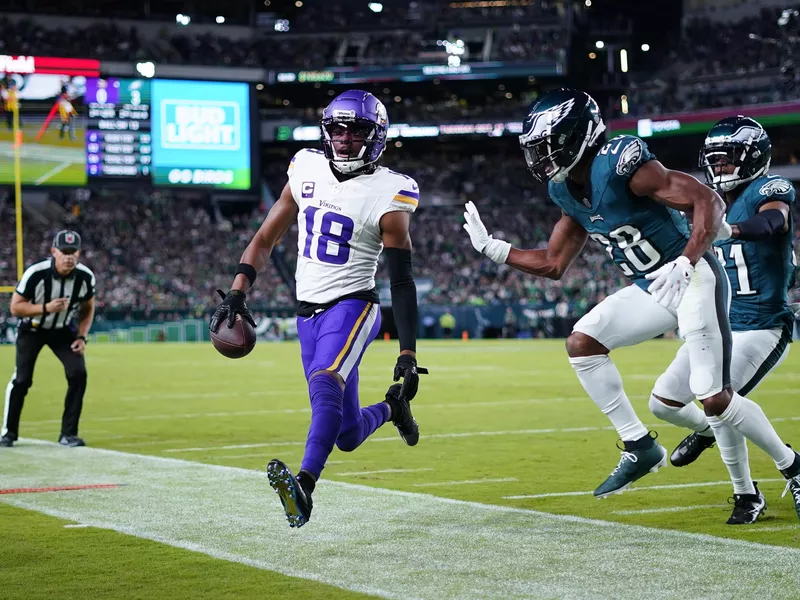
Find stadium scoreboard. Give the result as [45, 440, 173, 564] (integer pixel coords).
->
[85, 78, 152, 182]
[0, 54, 254, 190]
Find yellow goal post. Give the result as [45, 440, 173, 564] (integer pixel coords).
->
[1, 104, 24, 294]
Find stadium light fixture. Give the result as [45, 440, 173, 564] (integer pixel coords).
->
[216, 16, 225, 24]
[585, 0, 591, 6]
[620, 49, 628, 72]
[368, 2, 383, 12]
[295, 0, 303, 6]
[588, 52, 597, 59]
[175, 13, 191, 25]
[135, 61, 156, 78]
[620, 94, 629, 115]
[595, 40, 604, 49]
[641, 43, 650, 52]
[448, 55, 461, 67]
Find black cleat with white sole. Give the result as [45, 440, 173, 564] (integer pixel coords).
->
[384, 383, 419, 446]
[670, 429, 716, 467]
[727, 482, 767, 525]
[779, 448, 800, 522]
[267, 459, 314, 528]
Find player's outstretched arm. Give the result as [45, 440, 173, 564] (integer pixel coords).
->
[210, 183, 298, 333]
[629, 160, 724, 265]
[380, 210, 425, 401]
[463, 201, 587, 280]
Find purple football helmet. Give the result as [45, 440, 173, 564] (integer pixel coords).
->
[320, 90, 389, 174]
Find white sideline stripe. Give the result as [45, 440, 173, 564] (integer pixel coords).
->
[163, 425, 619, 453]
[64, 524, 91, 528]
[1, 442, 799, 600]
[21, 396, 589, 426]
[34, 161, 72, 185]
[741, 526, 800, 532]
[412, 477, 518, 488]
[504, 479, 787, 500]
[612, 504, 727, 515]
[335, 468, 434, 477]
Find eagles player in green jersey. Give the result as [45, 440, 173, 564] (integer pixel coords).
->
[464, 90, 800, 506]
[650, 116, 799, 524]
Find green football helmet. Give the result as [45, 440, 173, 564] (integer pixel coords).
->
[518, 88, 607, 184]
[699, 116, 771, 192]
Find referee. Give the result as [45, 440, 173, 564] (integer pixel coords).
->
[1, 230, 96, 448]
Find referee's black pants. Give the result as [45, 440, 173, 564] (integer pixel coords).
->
[3, 327, 87, 441]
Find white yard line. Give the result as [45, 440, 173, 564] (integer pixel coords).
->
[34, 161, 73, 185]
[412, 477, 518, 488]
[504, 479, 787, 500]
[162, 425, 619, 453]
[20, 396, 588, 426]
[1, 441, 798, 599]
[611, 504, 728, 515]
[335, 468, 434, 477]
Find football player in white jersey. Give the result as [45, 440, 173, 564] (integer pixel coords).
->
[210, 90, 425, 528]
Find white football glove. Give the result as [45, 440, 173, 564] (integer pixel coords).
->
[645, 256, 693, 309]
[714, 216, 732, 242]
[462, 201, 511, 264]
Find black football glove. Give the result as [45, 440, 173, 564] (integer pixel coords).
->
[392, 354, 429, 402]
[209, 289, 256, 333]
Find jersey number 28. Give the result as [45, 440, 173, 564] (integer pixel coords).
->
[302, 207, 355, 265]
[590, 225, 661, 277]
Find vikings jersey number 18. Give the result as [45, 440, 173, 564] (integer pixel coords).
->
[287, 149, 419, 305]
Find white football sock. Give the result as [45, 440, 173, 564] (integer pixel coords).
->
[648, 395, 712, 435]
[569, 355, 648, 442]
[717, 392, 795, 470]
[707, 415, 755, 496]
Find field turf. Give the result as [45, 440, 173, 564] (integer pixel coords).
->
[2, 340, 799, 599]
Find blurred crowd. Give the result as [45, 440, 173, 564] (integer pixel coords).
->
[0, 13, 565, 69]
[13, 147, 800, 321]
[622, 5, 800, 118]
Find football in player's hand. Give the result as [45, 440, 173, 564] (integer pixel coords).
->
[210, 315, 257, 359]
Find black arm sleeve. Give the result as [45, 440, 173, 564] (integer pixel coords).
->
[385, 247, 417, 353]
[734, 209, 787, 241]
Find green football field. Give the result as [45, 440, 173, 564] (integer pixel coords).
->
[0, 122, 86, 186]
[2, 340, 799, 599]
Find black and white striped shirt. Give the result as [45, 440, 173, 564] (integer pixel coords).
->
[15, 259, 96, 330]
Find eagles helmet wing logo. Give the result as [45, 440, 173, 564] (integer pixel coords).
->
[759, 178, 792, 197]
[519, 98, 576, 144]
[616, 139, 644, 176]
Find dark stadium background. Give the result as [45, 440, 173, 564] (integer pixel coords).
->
[0, 0, 797, 343]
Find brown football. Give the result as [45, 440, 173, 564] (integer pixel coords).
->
[210, 315, 257, 359]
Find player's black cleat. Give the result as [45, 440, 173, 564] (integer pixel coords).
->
[779, 448, 800, 522]
[58, 435, 86, 447]
[384, 383, 419, 446]
[267, 459, 313, 528]
[670, 429, 716, 467]
[0, 435, 14, 448]
[726, 482, 767, 525]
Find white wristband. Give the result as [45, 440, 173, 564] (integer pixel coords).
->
[483, 238, 512, 264]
